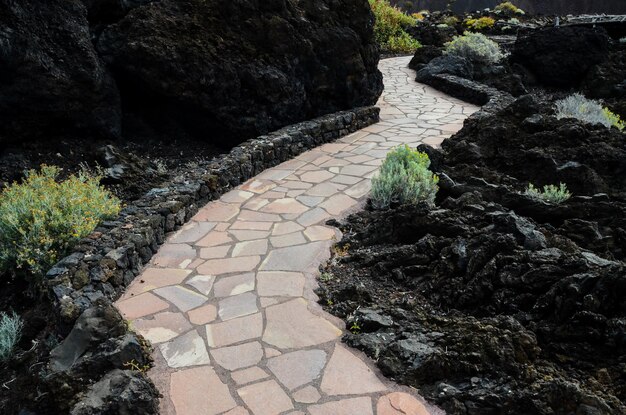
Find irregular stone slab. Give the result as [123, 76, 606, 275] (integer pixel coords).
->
[305, 182, 343, 197]
[133, 311, 192, 343]
[257, 272, 305, 297]
[308, 397, 374, 415]
[237, 210, 281, 222]
[206, 313, 263, 348]
[260, 241, 327, 271]
[196, 256, 260, 276]
[199, 245, 231, 259]
[124, 268, 191, 297]
[230, 221, 273, 231]
[117, 292, 170, 320]
[170, 222, 217, 244]
[237, 380, 294, 415]
[170, 366, 237, 415]
[211, 341, 263, 371]
[377, 392, 431, 415]
[300, 170, 334, 183]
[231, 366, 270, 385]
[270, 232, 307, 248]
[296, 207, 332, 227]
[152, 243, 196, 268]
[232, 239, 268, 257]
[218, 292, 258, 321]
[229, 230, 271, 241]
[272, 221, 304, 236]
[296, 195, 325, 207]
[221, 190, 254, 203]
[320, 345, 386, 395]
[213, 272, 255, 297]
[293, 386, 322, 404]
[263, 299, 341, 348]
[196, 231, 233, 247]
[267, 349, 327, 390]
[304, 226, 337, 242]
[319, 194, 358, 216]
[159, 330, 211, 368]
[153, 285, 207, 312]
[193, 201, 239, 222]
[187, 304, 217, 325]
[261, 198, 309, 214]
[186, 274, 215, 296]
[223, 407, 250, 415]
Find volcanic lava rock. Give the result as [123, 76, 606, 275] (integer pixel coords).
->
[0, 0, 121, 148]
[97, 0, 383, 147]
[512, 26, 610, 88]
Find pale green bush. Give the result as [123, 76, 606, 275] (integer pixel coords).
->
[0, 312, 23, 361]
[525, 183, 571, 204]
[371, 145, 438, 209]
[555, 94, 625, 131]
[369, 0, 421, 53]
[0, 165, 121, 279]
[444, 31, 505, 64]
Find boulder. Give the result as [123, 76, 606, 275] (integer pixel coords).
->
[0, 0, 121, 148]
[415, 55, 473, 82]
[96, 0, 383, 147]
[511, 26, 610, 88]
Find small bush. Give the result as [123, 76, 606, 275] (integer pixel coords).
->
[369, 0, 421, 53]
[371, 145, 438, 209]
[442, 16, 460, 27]
[0, 165, 121, 279]
[525, 183, 571, 204]
[555, 93, 625, 131]
[444, 31, 505, 64]
[464, 16, 496, 31]
[620, 37, 626, 44]
[0, 312, 23, 361]
[494, 1, 525, 15]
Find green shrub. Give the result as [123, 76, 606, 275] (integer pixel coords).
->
[494, 1, 525, 15]
[371, 145, 438, 209]
[444, 31, 505, 64]
[555, 93, 625, 131]
[0, 312, 23, 361]
[442, 16, 460, 27]
[620, 37, 626, 44]
[464, 16, 496, 31]
[0, 165, 121, 279]
[525, 183, 571, 204]
[369, 0, 421, 53]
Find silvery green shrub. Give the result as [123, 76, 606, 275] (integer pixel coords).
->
[444, 31, 505, 64]
[525, 183, 571, 204]
[555, 93, 624, 130]
[371, 145, 439, 209]
[0, 311, 23, 361]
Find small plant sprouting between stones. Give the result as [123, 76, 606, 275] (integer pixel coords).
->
[494, 1, 525, 15]
[371, 145, 439, 210]
[0, 311, 23, 361]
[464, 16, 495, 31]
[444, 31, 505, 65]
[319, 272, 334, 282]
[525, 183, 572, 204]
[0, 165, 121, 281]
[555, 93, 625, 131]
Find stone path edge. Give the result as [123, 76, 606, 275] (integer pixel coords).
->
[38, 106, 379, 411]
[46, 105, 380, 333]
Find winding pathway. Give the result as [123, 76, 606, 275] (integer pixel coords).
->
[115, 56, 479, 415]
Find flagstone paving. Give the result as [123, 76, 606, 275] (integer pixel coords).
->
[115, 56, 479, 415]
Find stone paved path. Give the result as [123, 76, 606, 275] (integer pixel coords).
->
[115, 56, 479, 415]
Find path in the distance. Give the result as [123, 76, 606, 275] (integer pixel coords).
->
[115, 56, 479, 415]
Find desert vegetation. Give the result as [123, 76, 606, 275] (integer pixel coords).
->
[369, 0, 421, 53]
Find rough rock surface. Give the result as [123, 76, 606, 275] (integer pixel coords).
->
[0, 0, 382, 148]
[96, 0, 382, 146]
[0, 0, 121, 148]
[318, 96, 626, 414]
[512, 26, 610, 88]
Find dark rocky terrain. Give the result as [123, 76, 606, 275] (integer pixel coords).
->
[318, 95, 626, 414]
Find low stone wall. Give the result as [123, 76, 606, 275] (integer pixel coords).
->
[47, 105, 379, 330]
[421, 73, 514, 118]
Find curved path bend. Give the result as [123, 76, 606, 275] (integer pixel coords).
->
[115, 56, 479, 415]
